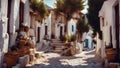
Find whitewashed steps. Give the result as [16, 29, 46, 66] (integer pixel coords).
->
[50, 39, 65, 53]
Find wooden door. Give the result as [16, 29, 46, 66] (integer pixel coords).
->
[19, 1, 24, 26]
[115, 4, 119, 61]
[110, 26, 113, 47]
[37, 27, 40, 43]
[7, 0, 12, 34]
[60, 26, 63, 37]
[45, 26, 48, 35]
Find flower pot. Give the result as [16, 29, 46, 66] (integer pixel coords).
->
[19, 40, 26, 46]
[110, 63, 119, 68]
[5, 52, 19, 68]
[17, 47, 26, 57]
[106, 48, 117, 62]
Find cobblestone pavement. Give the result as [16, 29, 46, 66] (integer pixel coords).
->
[27, 49, 102, 68]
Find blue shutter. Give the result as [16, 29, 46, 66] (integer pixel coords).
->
[72, 25, 74, 32]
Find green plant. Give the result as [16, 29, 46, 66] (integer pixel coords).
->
[60, 35, 66, 42]
[55, 0, 84, 21]
[66, 35, 76, 42]
[87, 0, 105, 39]
[71, 35, 76, 41]
[66, 35, 71, 42]
[30, 0, 48, 19]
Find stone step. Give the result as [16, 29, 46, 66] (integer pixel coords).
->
[50, 50, 63, 53]
[50, 43, 64, 46]
[55, 47, 64, 50]
[51, 39, 61, 43]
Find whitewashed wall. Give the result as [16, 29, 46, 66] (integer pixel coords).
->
[99, 0, 119, 58]
[9, 0, 30, 47]
[45, 13, 52, 39]
[0, 0, 9, 53]
[36, 13, 52, 44]
[99, 0, 118, 48]
[55, 23, 65, 39]
[0, 0, 9, 67]
[68, 19, 77, 35]
[9, 0, 20, 47]
[23, 0, 30, 26]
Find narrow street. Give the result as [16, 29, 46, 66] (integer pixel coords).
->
[0, 0, 120, 68]
[27, 49, 102, 68]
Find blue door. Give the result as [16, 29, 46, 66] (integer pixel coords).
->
[72, 25, 74, 32]
[85, 39, 88, 48]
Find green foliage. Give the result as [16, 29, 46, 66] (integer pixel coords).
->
[87, 0, 105, 39]
[70, 35, 76, 41]
[30, 0, 48, 19]
[60, 35, 76, 42]
[76, 19, 89, 34]
[66, 35, 76, 42]
[55, 0, 84, 21]
[60, 35, 66, 42]
[66, 35, 71, 42]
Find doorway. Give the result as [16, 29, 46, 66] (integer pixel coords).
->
[110, 26, 113, 47]
[19, 1, 24, 26]
[45, 26, 48, 35]
[115, 3, 119, 61]
[37, 27, 40, 43]
[60, 26, 63, 38]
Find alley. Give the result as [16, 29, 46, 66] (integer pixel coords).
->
[27, 49, 102, 68]
[0, 0, 120, 68]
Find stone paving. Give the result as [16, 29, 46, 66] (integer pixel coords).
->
[27, 49, 102, 68]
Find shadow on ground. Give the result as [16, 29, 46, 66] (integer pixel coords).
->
[27, 49, 102, 68]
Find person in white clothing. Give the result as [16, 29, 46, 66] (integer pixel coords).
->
[77, 41, 83, 53]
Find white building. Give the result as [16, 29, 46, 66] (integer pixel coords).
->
[9, 0, 30, 47]
[0, 0, 31, 66]
[67, 19, 77, 36]
[0, 0, 9, 53]
[98, 0, 119, 59]
[0, 0, 9, 67]
[67, 12, 83, 36]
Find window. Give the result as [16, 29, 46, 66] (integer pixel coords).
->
[19, 1, 24, 25]
[7, 0, 12, 34]
[72, 25, 74, 32]
[45, 26, 48, 35]
[37, 27, 40, 43]
[102, 18, 104, 26]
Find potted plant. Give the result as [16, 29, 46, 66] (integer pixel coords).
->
[105, 43, 117, 62]
[60, 35, 66, 42]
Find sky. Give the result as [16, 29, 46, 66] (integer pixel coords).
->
[43, 0, 88, 14]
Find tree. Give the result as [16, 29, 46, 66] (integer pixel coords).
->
[55, 0, 84, 34]
[30, 0, 48, 20]
[76, 18, 89, 41]
[55, 0, 84, 20]
[87, 0, 105, 39]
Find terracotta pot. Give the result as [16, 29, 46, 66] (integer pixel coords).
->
[106, 48, 117, 62]
[24, 26, 29, 32]
[17, 47, 26, 57]
[64, 42, 70, 46]
[5, 52, 19, 68]
[110, 63, 119, 68]
[19, 40, 26, 46]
